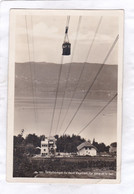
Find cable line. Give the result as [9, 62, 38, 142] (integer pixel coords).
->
[25, 15, 38, 125]
[49, 16, 70, 137]
[63, 34, 119, 135]
[49, 56, 63, 137]
[55, 16, 82, 135]
[58, 16, 103, 134]
[31, 16, 39, 128]
[77, 93, 117, 135]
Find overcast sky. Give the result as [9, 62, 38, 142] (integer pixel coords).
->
[15, 13, 118, 64]
[14, 11, 119, 145]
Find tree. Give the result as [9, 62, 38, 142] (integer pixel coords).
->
[98, 143, 106, 152]
[25, 143, 35, 155]
[39, 135, 45, 141]
[14, 135, 24, 148]
[54, 135, 59, 140]
[92, 139, 110, 153]
[56, 134, 86, 153]
[25, 134, 40, 147]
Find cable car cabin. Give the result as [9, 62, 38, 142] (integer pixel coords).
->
[62, 42, 71, 55]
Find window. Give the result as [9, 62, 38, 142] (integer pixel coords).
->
[42, 144, 47, 147]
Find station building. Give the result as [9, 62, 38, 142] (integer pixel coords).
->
[41, 137, 57, 157]
[77, 141, 97, 156]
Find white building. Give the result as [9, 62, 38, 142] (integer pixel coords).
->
[77, 141, 97, 156]
[109, 142, 117, 154]
[41, 137, 57, 157]
[41, 138, 49, 156]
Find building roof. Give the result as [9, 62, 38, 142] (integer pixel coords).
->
[36, 146, 41, 150]
[110, 142, 117, 147]
[77, 141, 97, 151]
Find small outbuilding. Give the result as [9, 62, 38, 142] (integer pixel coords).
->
[77, 141, 97, 156]
[109, 142, 117, 154]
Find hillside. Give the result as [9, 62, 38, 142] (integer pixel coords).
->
[15, 62, 117, 101]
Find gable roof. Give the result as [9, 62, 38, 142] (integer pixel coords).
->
[110, 142, 117, 147]
[77, 141, 97, 151]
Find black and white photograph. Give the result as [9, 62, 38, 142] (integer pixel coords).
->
[7, 9, 123, 183]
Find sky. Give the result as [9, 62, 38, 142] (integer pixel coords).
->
[15, 13, 118, 64]
[14, 11, 119, 145]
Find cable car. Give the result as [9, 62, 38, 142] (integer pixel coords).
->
[62, 42, 71, 55]
[62, 26, 71, 56]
